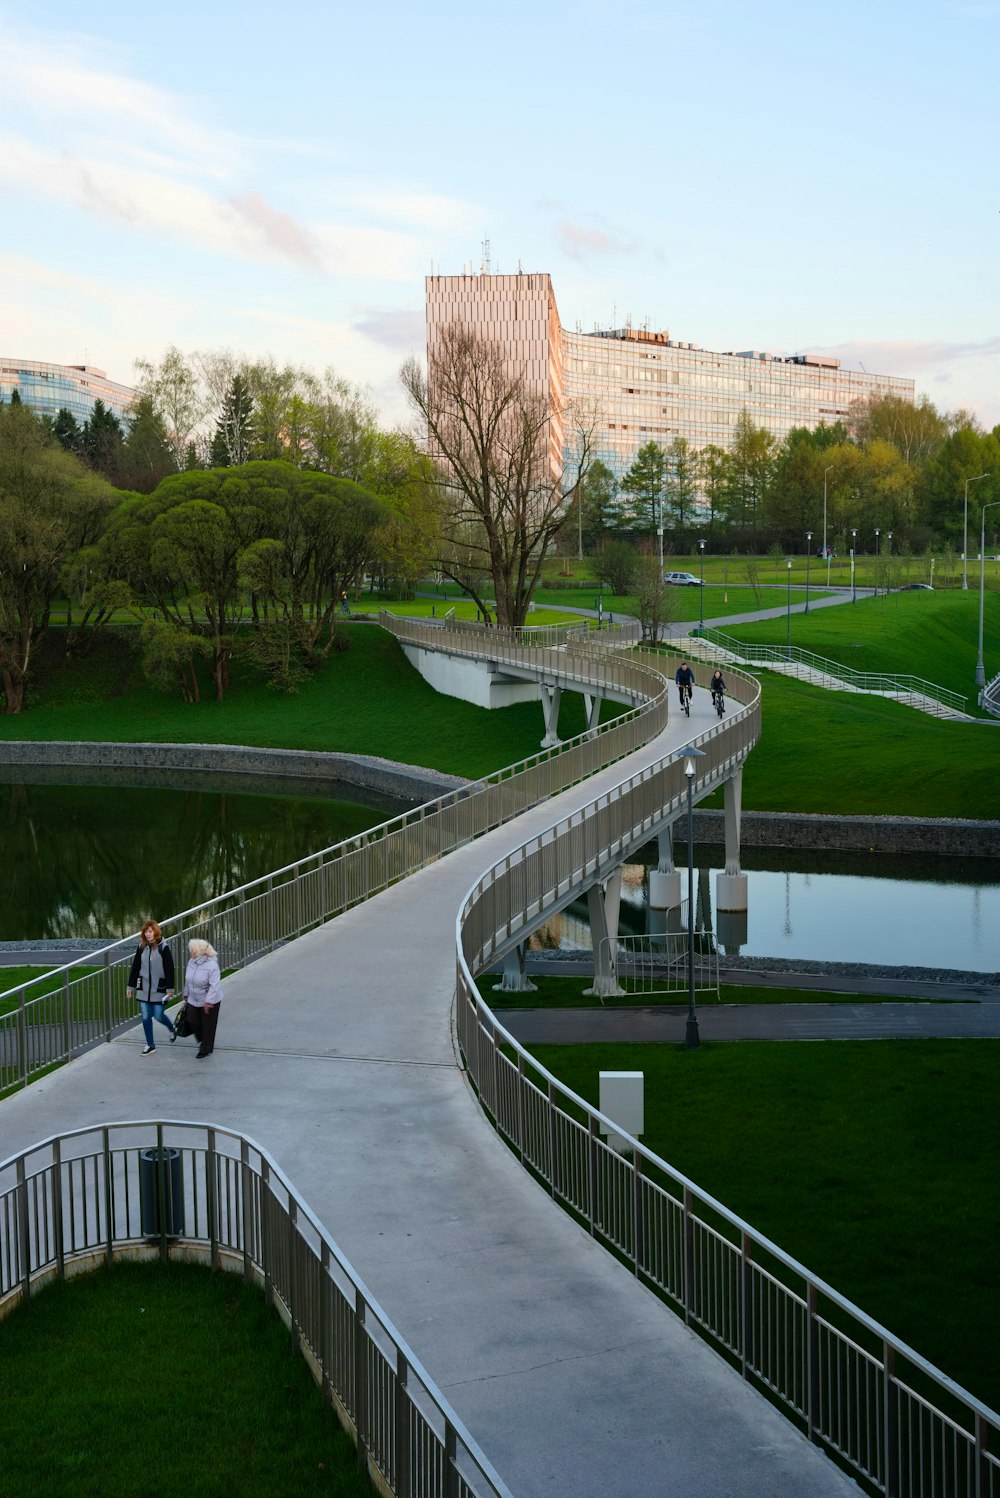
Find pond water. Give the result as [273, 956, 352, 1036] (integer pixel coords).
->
[0, 769, 407, 942]
[530, 844, 1000, 973]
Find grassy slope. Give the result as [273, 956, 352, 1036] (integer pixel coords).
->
[524, 1039, 1000, 1415]
[720, 588, 1000, 704]
[0, 1260, 372, 1498]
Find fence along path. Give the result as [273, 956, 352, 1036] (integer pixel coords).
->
[1, 621, 960, 1497]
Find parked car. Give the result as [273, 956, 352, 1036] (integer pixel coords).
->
[663, 571, 701, 586]
[899, 583, 934, 591]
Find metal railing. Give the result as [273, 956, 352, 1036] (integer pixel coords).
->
[0, 1120, 511, 1498]
[453, 663, 999, 1497]
[693, 627, 968, 719]
[596, 932, 721, 1003]
[981, 669, 1000, 720]
[1, 618, 672, 1093]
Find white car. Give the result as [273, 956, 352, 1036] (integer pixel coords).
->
[663, 571, 701, 586]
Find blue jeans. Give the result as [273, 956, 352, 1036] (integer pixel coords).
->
[139, 1000, 175, 1047]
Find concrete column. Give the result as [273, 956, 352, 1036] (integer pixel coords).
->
[582, 691, 603, 734]
[493, 942, 537, 993]
[540, 682, 562, 748]
[648, 826, 682, 913]
[716, 769, 748, 913]
[584, 870, 625, 998]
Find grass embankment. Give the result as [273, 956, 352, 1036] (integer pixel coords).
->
[3, 622, 997, 820]
[0, 967, 99, 1014]
[716, 587, 1000, 705]
[522, 1038, 1000, 1415]
[486, 976, 940, 1009]
[0, 1260, 372, 1497]
[529, 584, 832, 621]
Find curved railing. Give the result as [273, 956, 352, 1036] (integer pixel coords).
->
[694, 626, 969, 719]
[981, 669, 1000, 720]
[0, 1120, 511, 1498]
[453, 659, 1000, 1497]
[0, 619, 672, 1093]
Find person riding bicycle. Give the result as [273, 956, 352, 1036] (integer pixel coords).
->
[710, 668, 726, 705]
[675, 660, 695, 707]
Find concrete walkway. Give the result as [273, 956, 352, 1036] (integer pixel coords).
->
[0, 686, 860, 1498]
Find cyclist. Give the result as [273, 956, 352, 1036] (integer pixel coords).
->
[675, 659, 695, 711]
[710, 668, 726, 708]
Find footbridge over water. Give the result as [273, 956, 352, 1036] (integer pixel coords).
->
[7, 619, 989, 1495]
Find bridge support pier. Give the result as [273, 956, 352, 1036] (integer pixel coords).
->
[582, 690, 603, 735]
[716, 770, 748, 954]
[493, 942, 537, 993]
[648, 828, 681, 914]
[540, 682, 562, 748]
[584, 870, 625, 998]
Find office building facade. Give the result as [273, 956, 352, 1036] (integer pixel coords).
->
[0, 359, 137, 426]
[426, 273, 914, 482]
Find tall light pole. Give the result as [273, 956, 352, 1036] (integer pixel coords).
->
[786, 558, 793, 658]
[850, 528, 857, 604]
[805, 531, 812, 613]
[963, 474, 990, 590]
[683, 752, 705, 1051]
[886, 531, 893, 598]
[977, 501, 1000, 690]
[875, 527, 881, 596]
[823, 464, 833, 586]
[698, 537, 706, 630]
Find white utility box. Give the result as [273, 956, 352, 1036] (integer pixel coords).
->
[598, 1071, 644, 1153]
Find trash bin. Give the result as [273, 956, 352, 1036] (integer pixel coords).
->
[138, 1147, 185, 1237]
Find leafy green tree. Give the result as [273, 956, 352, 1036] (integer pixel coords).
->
[80, 399, 124, 482]
[698, 445, 728, 541]
[595, 538, 640, 595]
[848, 392, 949, 467]
[663, 437, 698, 538]
[51, 407, 83, 455]
[719, 412, 775, 540]
[620, 441, 666, 535]
[917, 427, 1000, 547]
[0, 400, 117, 712]
[578, 459, 620, 545]
[134, 346, 204, 468]
[635, 554, 675, 644]
[120, 398, 177, 493]
[212, 373, 255, 467]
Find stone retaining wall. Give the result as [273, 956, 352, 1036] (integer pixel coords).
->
[691, 809, 1000, 858]
[0, 741, 466, 807]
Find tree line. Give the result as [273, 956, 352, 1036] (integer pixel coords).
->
[573, 397, 1000, 557]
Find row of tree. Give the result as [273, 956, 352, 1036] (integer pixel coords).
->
[571, 398, 1000, 556]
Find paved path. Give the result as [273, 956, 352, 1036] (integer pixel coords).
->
[0, 686, 860, 1498]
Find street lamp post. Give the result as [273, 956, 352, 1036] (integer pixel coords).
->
[875, 528, 881, 596]
[805, 531, 812, 613]
[976, 501, 1000, 690]
[963, 474, 990, 590]
[684, 755, 702, 1050]
[823, 464, 833, 586]
[886, 531, 893, 597]
[850, 528, 857, 604]
[786, 558, 792, 658]
[698, 538, 706, 630]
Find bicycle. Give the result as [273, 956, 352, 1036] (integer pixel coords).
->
[679, 684, 692, 717]
[713, 690, 725, 718]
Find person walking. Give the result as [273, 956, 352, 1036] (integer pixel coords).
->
[126, 919, 177, 1055]
[183, 938, 223, 1060]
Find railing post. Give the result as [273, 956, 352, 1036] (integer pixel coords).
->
[807, 1282, 820, 1445]
[354, 1292, 369, 1473]
[156, 1121, 168, 1264]
[976, 1413, 989, 1498]
[53, 1138, 65, 1284]
[547, 1079, 559, 1200]
[261, 1157, 273, 1305]
[206, 1128, 219, 1270]
[444, 1419, 459, 1498]
[587, 1116, 599, 1237]
[683, 1185, 695, 1327]
[17, 992, 27, 1089]
[394, 1347, 411, 1498]
[740, 1233, 752, 1381]
[238, 892, 248, 971]
[16, 1155, 30, 1300]
[884, 1341, 899, 1498]
[320, 1241, 332, 1404]
[633, 1154, 644, 1279]
[516, 1053, 525, 1162]
[103, 949, 113, 1043]
[240, 1138, 253, 1282]
[266, 875, 276, 954]
[103, 1126, 114, 1267]
[62, 970, 72, 1063]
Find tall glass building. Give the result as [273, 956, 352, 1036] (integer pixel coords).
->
[426, 272, 914, 481]
[0, 359, 136, 425]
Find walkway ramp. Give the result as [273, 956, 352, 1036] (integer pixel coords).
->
[0, 686, 858, 1498]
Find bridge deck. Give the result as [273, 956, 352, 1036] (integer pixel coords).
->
[0, 687, 859, 1498]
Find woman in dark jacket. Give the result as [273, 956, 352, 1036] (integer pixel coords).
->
[126, 918, 177, 1055]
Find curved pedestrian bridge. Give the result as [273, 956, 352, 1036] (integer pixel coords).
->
[2, 619, 972, 1497]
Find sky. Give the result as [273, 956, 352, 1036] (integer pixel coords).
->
[2, 0, 999, 430]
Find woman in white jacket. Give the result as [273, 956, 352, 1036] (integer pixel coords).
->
[183, 938, 223, 1060]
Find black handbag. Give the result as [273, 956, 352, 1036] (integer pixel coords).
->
[174, 1002, 192, 1038]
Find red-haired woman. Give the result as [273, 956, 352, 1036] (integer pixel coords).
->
[126, 919, 177, 1055]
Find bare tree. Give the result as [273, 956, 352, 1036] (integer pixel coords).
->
[401, 322, 591, 629]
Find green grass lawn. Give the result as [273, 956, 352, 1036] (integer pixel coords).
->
[715, 588, 1000, 709]
[0, 1260, 373, 1497]
[486, 975, 945, 1009]
[522, 1038, 1000, 1415]
[530, 584, 835, 622]
[0, 966, 99, 1014]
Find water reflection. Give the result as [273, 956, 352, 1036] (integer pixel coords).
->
[529, 843, 1000, 973]
[1, 774, 399, 941]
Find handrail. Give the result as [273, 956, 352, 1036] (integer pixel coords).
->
[0, 1120, 511, 1498]
[1, 617, 671, 1090]
[452, 659, 1000, 1493]
[981, 669, 1000, 720]
[695, 626, 968, 717]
